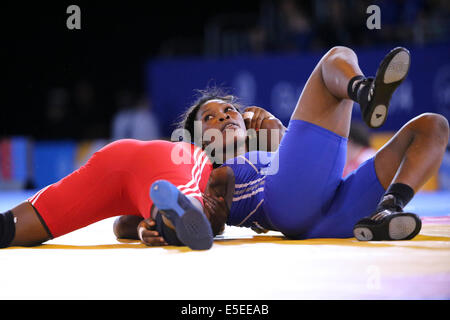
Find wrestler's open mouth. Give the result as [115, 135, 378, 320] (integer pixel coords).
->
[221, 122, 239, 131]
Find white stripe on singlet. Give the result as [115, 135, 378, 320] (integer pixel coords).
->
[176, 147, 209, 196]
[234, 176, 266, 189]
[29, 184, 52, 206]
[236, 199, 264, 226]
[232, 186, 265, 202]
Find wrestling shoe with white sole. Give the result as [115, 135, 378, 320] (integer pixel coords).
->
[353, 208, 422, 241]
[357, 47, 411, 128]
[150, 180, 213, 250]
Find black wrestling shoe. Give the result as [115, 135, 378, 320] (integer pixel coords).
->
[353, 208, 422, 241]
[358, 47, 411, 128]
[150, 180, 213, 250]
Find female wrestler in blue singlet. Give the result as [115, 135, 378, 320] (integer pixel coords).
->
[208, 143, 385, 239]
[186, 46, 448, 242]
[116, 46, 449, 246]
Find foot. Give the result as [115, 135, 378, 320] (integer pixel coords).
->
[353, 208, 421, 241]
[358, 47, 411, 128]
[150, 180, 213, 250]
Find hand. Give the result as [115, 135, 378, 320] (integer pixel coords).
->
[203, 193, 228, 236]
[242, 106, 275, 131]
[137, 217, 168, 246]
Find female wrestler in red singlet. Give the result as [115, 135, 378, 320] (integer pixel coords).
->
[0, 139, 213, 250]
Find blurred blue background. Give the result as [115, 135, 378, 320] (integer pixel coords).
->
[149, 43, 450, 136]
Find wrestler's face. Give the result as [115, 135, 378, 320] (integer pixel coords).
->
[196, 99, 247, 149]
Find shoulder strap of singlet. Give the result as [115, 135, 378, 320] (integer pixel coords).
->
[238, 155, 259, 173]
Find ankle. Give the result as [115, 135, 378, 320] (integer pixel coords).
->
[347, 75, 365, 101]
[376, 183, 415, 212]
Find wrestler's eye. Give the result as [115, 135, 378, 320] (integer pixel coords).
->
[204, 115, 213, 121]
[224, 106, 234, 113]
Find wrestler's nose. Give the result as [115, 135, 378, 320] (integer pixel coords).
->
[218, 114, 230, 121]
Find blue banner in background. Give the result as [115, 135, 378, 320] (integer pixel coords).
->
[148, 43, 450, 137]
[0, 137, 32, 190]
[33, 141, 76, 189]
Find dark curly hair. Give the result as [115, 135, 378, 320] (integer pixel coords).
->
[176, 87, 244, 144]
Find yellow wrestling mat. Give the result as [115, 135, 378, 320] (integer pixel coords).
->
[0, 216, 448, 300]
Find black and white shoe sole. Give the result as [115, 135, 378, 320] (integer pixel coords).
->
[364, 47, 411, 128]
[353, 212, 422, 241]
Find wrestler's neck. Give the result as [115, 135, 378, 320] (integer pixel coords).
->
[221, 140, 247, 163]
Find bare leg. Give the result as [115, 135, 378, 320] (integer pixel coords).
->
[353, 113, 449, 241]
[291, 46, 363, 137]
[10, 202, 51, 246]
[374, 113, 450, 191]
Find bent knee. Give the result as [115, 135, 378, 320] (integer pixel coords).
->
[411, 113, 449, 145]
[327, 46, 355, 55]
[324, 46, 357, 60]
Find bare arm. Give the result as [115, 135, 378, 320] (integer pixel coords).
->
[259, 118, 286, 151]
[243, 106, 286, 152]
[203, 166, 235, 235]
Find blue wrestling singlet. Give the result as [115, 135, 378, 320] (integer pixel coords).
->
[223, 120, 386, 239]
[223, 152, 276, 233]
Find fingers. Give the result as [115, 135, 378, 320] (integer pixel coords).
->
[144, 218, 156, 229]
[203, 193, 225, 210]
[203, 194, 227, 236]
[204, 194, 223, 218]
[203, 193, 217, 205]
[142, 234, 168, 246]
[255, 116, 264, 131]
[243, 107, 257, 130]
[251, 109, 264, 130]
[243, 111, 255, 121]
[243, 107, 272, 131]
[140, 229, 168, 246]
[138, 218, 168, 246]
[203, 196, 213, 211]
[243, 112, 253, 130]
